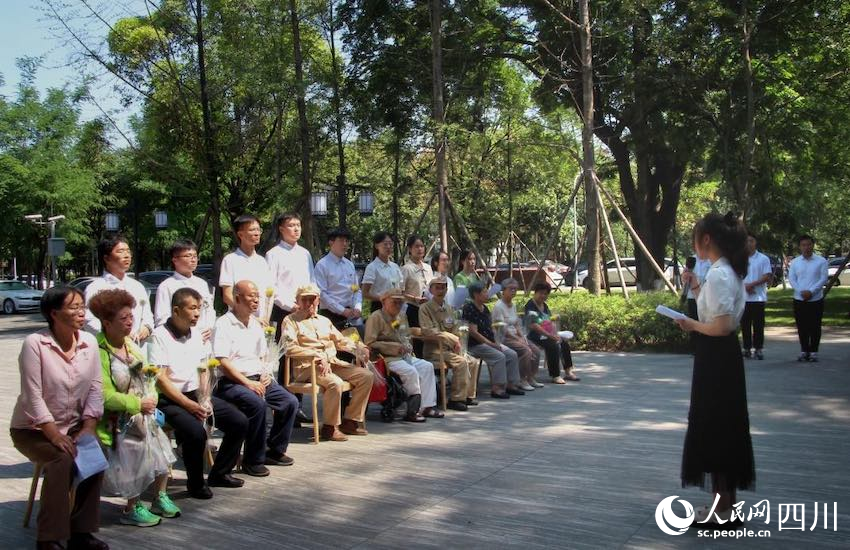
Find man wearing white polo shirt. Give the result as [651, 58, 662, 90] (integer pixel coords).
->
[219, 214, 275, 321]
[154, 239, 215, 339]
[266, 212, 314, 326]
[150, 288, 248, 498]
[213, 280, 298, 476]
[788, 234, 829, 362]
[741, 233, 773, 360]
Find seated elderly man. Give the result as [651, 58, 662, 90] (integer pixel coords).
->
[365, 288, 442, 422]
[282, 284, 374, 442]
[150, 287, 248, 497]
[213, 280, 299, 477]
[418, 275, 478, 411]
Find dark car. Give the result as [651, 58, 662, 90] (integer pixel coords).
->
[195, 264, 216, 288]
[138, 270, 175, 287]
[766, 255, 784, 287]
[68, 277, 98, 293]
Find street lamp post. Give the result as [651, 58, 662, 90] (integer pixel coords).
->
[24, 214, 66, 288]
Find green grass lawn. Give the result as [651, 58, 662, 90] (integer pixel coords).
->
[765, 287, 850, 327]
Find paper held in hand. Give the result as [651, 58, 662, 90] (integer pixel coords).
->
[655, 305, 688, 321]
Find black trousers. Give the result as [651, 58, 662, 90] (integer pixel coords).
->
[793, 299, 825, 353]
[158, 391, 248, 489]
[530, 336, 573, 377]
[406, 304, 423, 357]
[740, 302, 766, 350]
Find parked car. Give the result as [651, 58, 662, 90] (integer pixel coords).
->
[138, 270, 175, 287]
[195, 264, 216, 288]
[766, 254, 785, 287]
[577, 258, 681, 289]
[0, 280, 43, 314]
[68, 277, 98, 292]
[68, 274, 158, 310]
[828, 257, 850, 286]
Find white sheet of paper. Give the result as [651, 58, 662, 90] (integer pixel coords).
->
[487, 283, 502, 299]
[74, 433, 108, 485]
[558, 330, 574, 340]
[655, 305, 687, 321]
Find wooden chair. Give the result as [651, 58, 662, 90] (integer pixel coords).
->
[282, 354, 352, 444]
[23, 463, 76, 528]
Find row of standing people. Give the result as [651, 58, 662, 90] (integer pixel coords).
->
[680, 232, 829, 362]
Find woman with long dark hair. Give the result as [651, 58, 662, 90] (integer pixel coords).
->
[453, 249, 479, 288]
[400, 235, 433, 329]
[675, 212, 755, 526]
[361, 231, 403, 313]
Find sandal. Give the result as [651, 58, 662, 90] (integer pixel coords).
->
[423, 408, 445, 419]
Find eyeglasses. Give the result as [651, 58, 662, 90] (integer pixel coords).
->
[177, 253, 199, 259]
[64, 305, 87, 313]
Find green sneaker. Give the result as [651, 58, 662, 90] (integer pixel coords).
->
[120, 502, 161, 527]
[151, 491, 182, 518]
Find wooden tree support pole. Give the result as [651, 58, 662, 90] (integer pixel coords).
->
[824, 251, 850, 298]
[596, 185, 630, 301]
[525, 172, 584, 296]
[443, 189, 494, 284]
[411, 191, 438, 237]
[595, 176, 677, 294]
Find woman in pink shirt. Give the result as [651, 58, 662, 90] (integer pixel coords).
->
[10, 286, 107, 550]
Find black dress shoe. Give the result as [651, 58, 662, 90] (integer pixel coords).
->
[295, 408, 311, 423]
[265, 451, 295, 466]
[506, 388, 526, 396]
[208, 473, 245, 488]
[242, 464, 270, 477]
[68, 533, 109, 550]
[447, 401, 468, 411]
[465, 397, 479, 406]
[188, 484, 214, 499]
[490, 391, 510, 399]
[403, 413, 426, 423]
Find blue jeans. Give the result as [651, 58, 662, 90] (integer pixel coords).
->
[215, 376, 298, 466]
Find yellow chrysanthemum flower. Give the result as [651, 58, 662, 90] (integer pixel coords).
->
[264, 325, 276, 335]
[265, 287, 275, 298]
[142, 365, 160, 376]
[350, 283, 360, 292]
[391, 320, 400, 329]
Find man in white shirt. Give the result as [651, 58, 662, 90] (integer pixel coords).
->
[219, 214, 275, 321]
[315, 227, 363, 333]
[213, 280, 299, 476]
[265, 212, 314, 327]
[85, 236, 154, 344]
[149, 288, 247, 498]
[788, 234, 829, 362]
[741, 234, 774, 359]
[154, 239, 216, 338]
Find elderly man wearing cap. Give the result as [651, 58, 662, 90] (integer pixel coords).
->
[419, 275, 478, 411]
[365, 288, 442, 422]
[492, 277, 542, 391]
[314, 227, 364, 335]
[282, 284, 374, 441]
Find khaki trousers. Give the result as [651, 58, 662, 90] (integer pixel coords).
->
[295, 363, 374, 426]
[503, 332, 541, 380]
[428, 350, 475, 402]
[11, 428, 103, 542]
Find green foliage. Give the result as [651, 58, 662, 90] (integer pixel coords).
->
[522, 292, 690, 353]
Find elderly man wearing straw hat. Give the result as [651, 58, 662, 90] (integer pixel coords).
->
[419, 275, 478, 411]
[365, 287, 442, 422]
[282, 284, 374, 441]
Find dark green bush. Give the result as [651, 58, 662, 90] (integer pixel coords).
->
[513, 291, 690, 353]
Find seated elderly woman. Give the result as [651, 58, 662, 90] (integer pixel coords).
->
[524, 281, 580, 384]
[492, 278, 542, 391]
[11, 286, 108, 550]
[89, 289, 178, 528]
[365, 288, 441, 422]
[461, 281, 524, 399]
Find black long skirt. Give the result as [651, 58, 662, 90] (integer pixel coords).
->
[681, 332, 756, 493]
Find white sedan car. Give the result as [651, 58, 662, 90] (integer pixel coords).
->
[827, 257, 850, 286]
[0, 280, 43, 314]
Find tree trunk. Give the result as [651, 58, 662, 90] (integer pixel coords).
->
[738, 0, 756, 220]
[194, 0, 223, 284]
[328, 0, 348, 230]
[579, 0, 601, 294]
[289, 0, 314, 253]
[430, 0, 449, 252]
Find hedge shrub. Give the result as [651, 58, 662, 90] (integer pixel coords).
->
[513, 291, 690, 353]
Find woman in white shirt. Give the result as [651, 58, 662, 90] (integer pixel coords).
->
[361, 231, 403, 313]
[675, 212, 755, 527]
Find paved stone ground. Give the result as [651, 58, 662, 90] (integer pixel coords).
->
[1, 313, 848, 549]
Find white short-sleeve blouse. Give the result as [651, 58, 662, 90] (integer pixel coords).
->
[697, 257, 746, 326]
